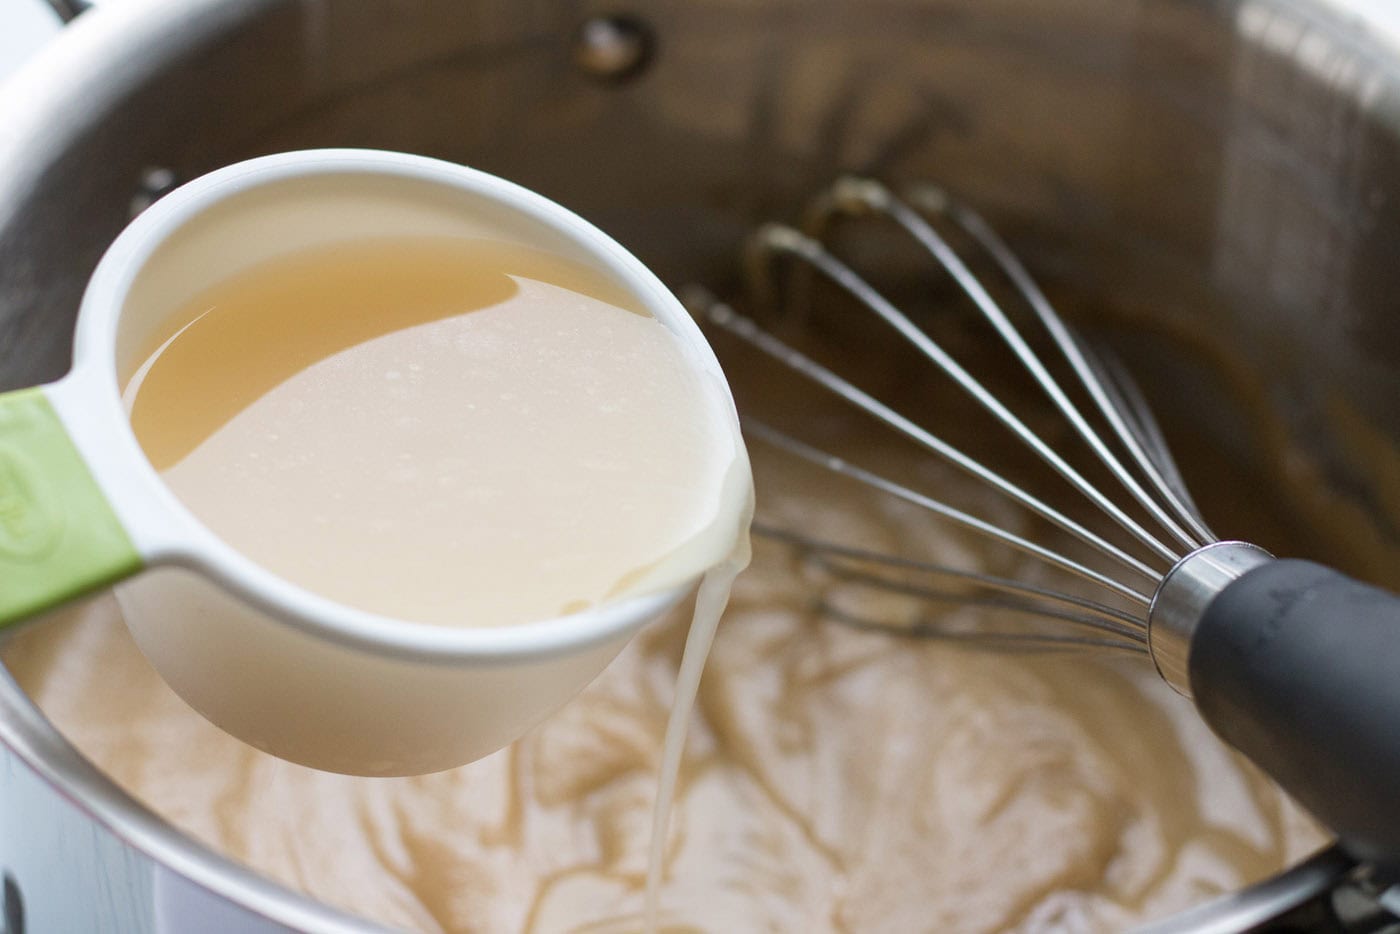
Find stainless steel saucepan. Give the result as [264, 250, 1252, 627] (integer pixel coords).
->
[1, 0, 1398, 929]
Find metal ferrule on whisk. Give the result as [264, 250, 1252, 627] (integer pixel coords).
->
[1146, 542, 1273, 697]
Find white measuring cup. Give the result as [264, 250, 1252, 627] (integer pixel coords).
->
[0, 149, 747, 776]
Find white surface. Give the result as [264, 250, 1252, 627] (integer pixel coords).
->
[0, 8, 315, 932]
[1, 736, 303, 931]
[0, 0, 60, 84]
[0, 741, 156, 931]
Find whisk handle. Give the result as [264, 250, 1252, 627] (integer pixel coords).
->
[1188, 558, 1400, 868]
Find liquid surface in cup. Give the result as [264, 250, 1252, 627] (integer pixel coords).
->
[123, 236, 736, 627]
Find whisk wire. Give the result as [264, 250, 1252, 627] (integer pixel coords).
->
[808, 179, 1206, 553]
[822, 572, 1147, 644]
[903, 183, 1218, 546]
[753, 520, 1146, 637]
[743, 417, 1155, 606]
[1080, 342, 1216, 539]
[746, 225, 1184, 567]
[700, 295, 1159, 587]
[815, 602, 1146, 654]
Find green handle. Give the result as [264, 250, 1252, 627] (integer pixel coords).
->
[0, 387, 142, 629]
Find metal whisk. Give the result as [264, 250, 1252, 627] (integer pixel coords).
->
[685, 177, 1400, 872]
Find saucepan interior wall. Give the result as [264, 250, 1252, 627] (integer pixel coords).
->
[0, 0, 1395, 567]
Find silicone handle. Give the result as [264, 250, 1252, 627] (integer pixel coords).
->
[0, 387, 141, 629]
[1189, 559, 1400, 868]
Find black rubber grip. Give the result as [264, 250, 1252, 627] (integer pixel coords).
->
[1190, 559, 1400, 868]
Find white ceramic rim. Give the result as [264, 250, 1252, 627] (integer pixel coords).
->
[48, 148, 725, 667]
